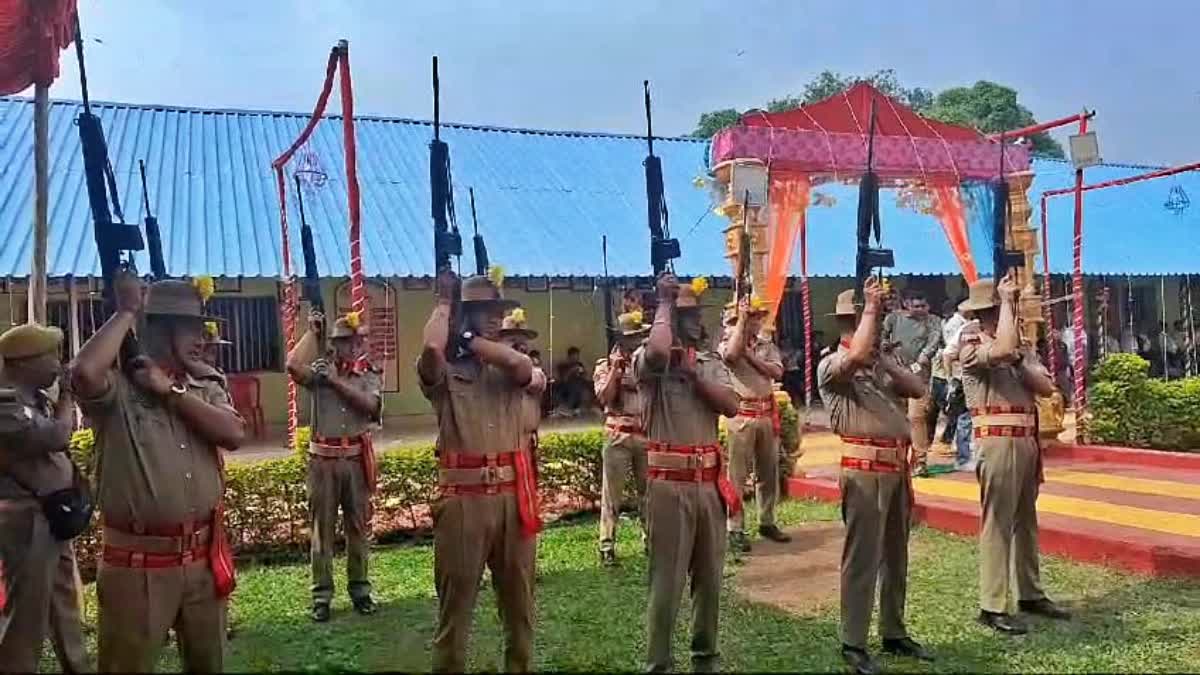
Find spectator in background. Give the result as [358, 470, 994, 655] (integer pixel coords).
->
[880, 290, 942, 475]
[553, 346, 592, 416]
[779, 337, 804, 411]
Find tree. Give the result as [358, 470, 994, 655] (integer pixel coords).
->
[692, 108, 740, 139]
[924, 81, 1065, 158]
[691, 71, 1066, 159]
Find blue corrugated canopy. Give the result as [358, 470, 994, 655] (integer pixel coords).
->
[0, 98, 1196, 279]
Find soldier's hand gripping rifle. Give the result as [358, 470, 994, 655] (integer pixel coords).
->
[430, 57, 464, 354]
[75, 17, 149, 368]
[854, 98, 894, 301]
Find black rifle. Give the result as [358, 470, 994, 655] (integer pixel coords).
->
[644, 80, 679, 278]
[75, 17, 146, 366]
[992, 137, 1024, 279]
[430, 57, 464, 359]
[138, 160, 167, 279]
[736, 190, 753, 303]
[468, 188, 489, 276]
[294, 175, 324, 314]
[601, 235, 615, 351]
[854, 97, 894, 300]
[431, 56, 462, 275]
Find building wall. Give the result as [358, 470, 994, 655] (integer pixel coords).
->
[5, 273, 1194, 428]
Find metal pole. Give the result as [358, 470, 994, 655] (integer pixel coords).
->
[1161, 276, 1169, 380]
[1070, 113, 1088, 443]
[28, 83, 50, 325]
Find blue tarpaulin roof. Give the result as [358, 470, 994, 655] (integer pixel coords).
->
[0, 97, 1197, 279]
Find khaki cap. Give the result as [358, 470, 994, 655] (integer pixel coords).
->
[499, 308, 538, 339]
[0, 323, 63, 360]
[145, 280, 218, 320]
[460, 275, 519, 311]
[828, 289, 860, 317]
[959, 279, 999, 312]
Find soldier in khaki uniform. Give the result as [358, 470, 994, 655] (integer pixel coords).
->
[593, 310, 650, 566]
[720, 297, 790, 553]
[638, 275, 739, 673]
[959, 275, 1070, 635]
[71, 276, 246, 673]
[418, 272, 544, 673]
[287, 310, 382, 622]
[818, 280, 932, 675]
[0, 323, 89, 673]
[498, 309, 547, 462]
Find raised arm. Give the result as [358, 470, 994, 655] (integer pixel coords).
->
[470, 337, 534, 387]
[645, 274, 678, 371]
[720, 299, 750, 363]
[70, 274, 143, 400]
[0, 389, 73, 459]
[825, 278, 884, 383]
[595, 353, 624, 407]
[989, 272, 1021, 363]
[878, 353, 926, 399]
[1018, 349, 1057, 397]
[130, 356, 246, 449]
[418, 272, 457, 387]
[685, 359, 738, 417]
[744, 342, 784, 381]
[286, 312, 325, 386]
[326, 372, 383, 419]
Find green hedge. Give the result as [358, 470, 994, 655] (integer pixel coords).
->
[68, 398, 801, 579]
[1089, 353, 1200, 451]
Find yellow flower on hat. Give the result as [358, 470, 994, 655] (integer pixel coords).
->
[750, 295, 768, 312]
[487, 264, 506, 290]
[628, 309, 643, 327]
[192, 275, 215, 304]
[204, 321, 219, 338]
[509, 307, 527, 325]
[344, 311, 362, 330]
[690, 277, 709, 296]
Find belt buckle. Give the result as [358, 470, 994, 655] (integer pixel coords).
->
[481, 465, 500, 494]
[181, 548, 194, 565]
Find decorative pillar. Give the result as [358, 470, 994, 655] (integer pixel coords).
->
[1008, 172, 1065, 438]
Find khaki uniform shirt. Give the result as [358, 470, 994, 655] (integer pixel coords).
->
[300, 362, 383, 439]
[719, 335, 781, 400]
[959, 326, 1040, 412]
[79, 367, 237, 528]
[817, 347, 910, 441]
[420, 358, 525, 456]
[0, 382, 73, 498]
[594, 353, 642, 421]
[634, 346, 733, 446]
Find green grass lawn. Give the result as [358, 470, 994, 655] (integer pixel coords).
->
[46, 499, 1200, 672]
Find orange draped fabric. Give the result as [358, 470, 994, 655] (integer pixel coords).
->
[931, 185, 978, 283]
[0, 0, 76, 94]
[765, 175, 811, 322]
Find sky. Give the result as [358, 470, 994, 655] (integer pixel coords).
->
[35, 0, 1200, 168]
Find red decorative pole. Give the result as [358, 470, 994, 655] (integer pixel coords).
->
[1040, 193, 1057, 380]
[800, 213, 813, 408]
[1070, 114, 1088, 441]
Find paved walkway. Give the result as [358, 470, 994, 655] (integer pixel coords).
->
[791, 430, 1200, 576]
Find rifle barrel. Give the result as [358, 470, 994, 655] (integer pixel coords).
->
[432, 56, 440, 141]
[139, 160, 152, 216]
[469, 187, 478, 236]
[643, 80, 654, 156]
[73, 17, 91, 113]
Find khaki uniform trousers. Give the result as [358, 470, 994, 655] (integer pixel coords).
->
[0, 503, 88, 673]
[645, 479, 726, 673]
[307, 454, 372, 605]
[839, 468, 911, 650]
[907, 382, 933, 466]
[433, 492, 536, 673]
[97, 552, 226, 672]
[599, 432, 648, 552]
[725, 415, 779, 533]
[977, 436, 1046, 613]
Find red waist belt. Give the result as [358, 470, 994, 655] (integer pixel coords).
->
[439, 451, 541, 538]
[646, 442, 742, 516]
[101, 518, 214, 570]
[969, 406, 1037, 439]
[736, 396, 781, 434]
[838, 436, 911, 493]
[313, 433, 378, 495]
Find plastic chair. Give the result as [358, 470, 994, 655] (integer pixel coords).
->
[228, 374, 266, 440]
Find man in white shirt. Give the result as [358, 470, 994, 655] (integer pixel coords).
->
[941, 305, 975, 470]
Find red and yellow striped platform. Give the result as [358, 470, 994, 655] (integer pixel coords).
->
[788, 433, 1200, 576]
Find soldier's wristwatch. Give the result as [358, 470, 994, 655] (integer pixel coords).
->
[461, 331, 475, 344]
[169, 383, 187, 397]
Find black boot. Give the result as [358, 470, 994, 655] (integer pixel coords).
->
[1019, 598, 1071, 620]
[729, 531, 752, 554]
[758, 524, 792, 543]
[840, 645, 880, 675]
[311, 603, 331, 623]
[977, 610, 1027, 635]
[600, 549, 617, 567]
[882, 637, 934, 661]
[352, 596, 377, 616]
